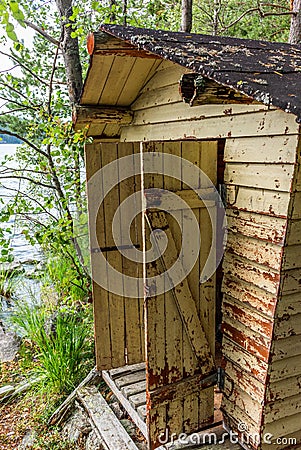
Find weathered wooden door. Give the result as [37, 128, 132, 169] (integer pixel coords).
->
[141, 141, 218, 449]
[86, 140, 219, 449]
[85, 142, 145, 370]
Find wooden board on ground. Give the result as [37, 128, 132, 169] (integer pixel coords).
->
[77, 385, 139, 450]
[102, 365, 148, 439]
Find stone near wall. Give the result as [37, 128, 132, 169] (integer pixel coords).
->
[0, 325, 20, 362]
[18, 430, 36, 449]
[85, 430, 107, 450]
[61, 404, 92, 443]
[110, 401, 126, 420]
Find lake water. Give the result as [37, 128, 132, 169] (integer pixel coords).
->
[0, 144, 41, 311]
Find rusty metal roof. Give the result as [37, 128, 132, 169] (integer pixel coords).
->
[99, 24, 301, 122]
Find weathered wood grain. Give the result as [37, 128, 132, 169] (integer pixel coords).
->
[224, 135, 298, 164]
[121, 109, 299, 142]
[77, 385, 139, 450]
[85, 143, 113, 370]
[223, 254, 280, 295]
[226, 209, 287, 245]
[102, 369, 148, 438]
[226, 186, 291, 217]
[132, 103, 270, 127]
[269, 354, 301, 382]
[222, 295, 273, 338]
[109, 362, 146, 379]
[222, 314, 271, 362]
[162, 141, 185, 436]
[74, 105, 133, 125]
[286, 219, 301, 245]
[272, 334, 301, 361]
[263, 411, 301, 441]
[117, 58, 161, 106]
[264, 394, 301, 423]
[118, 142, 143, 365]
[115, 371, 146, 389]
[226, 232, 283, 271]
[81, 54, 114, 105]
[225, 162, 295, 192]
[222, 274, 277, 317]
[223, 358, 265, 403]
[102, 144, 126, 368]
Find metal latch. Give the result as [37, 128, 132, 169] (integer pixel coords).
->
[199, 367, 225, 391]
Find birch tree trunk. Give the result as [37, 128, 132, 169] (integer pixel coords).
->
[55, 0, 83, 104]
[289, 0, 301, 44]
[181, 0, 193, 32]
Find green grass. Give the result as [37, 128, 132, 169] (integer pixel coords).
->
[6, 300, 94, 394]
[0, 267, 20, 298]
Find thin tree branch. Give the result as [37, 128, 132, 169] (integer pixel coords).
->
[0, 175, 55, 189]
[259, 10, 295, 17]
[0, 50, 48, 85]
[0, 81, 39, 107]
[24, 19, 60, 46]
[220, 6, 293, 32]
[0, 185, 58, 221]
[0, 166, 50, 176]
[0, 65, 18, 74]
[220, 7, 259, 31]
[0, 107, 29, 116]
[0, 130, 49, 159]
[0, 96, 39, 112]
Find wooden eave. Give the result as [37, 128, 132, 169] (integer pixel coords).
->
[77, 32, 163, 136]
[90, 24, 301, 122]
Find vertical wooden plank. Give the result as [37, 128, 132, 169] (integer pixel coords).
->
[198, 140, 217, 426]
[118, 142, 143, 365]
[85, 143, 112, 370]
[143, 142, 168, 449]
[143, 140, 217, 448]
[102, 143, 126, 368]
[144, 141, 166, 390]
[163, 141, 184, 436]
[181, 141, 202, 431]
[133, 142, 145, 362]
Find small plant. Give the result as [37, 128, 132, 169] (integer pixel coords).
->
[0, 267, 20, 299]
[35, 309, 94, 392]
[44, 252, 91, 305]
[6, 300, 94, 394]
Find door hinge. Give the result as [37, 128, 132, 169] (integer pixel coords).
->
[217, 366, 225, 391]
[199, 367, 225, 391]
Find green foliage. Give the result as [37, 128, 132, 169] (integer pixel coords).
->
[44, 252, 91, 304]
[0, 266, 20, 298]
[7, 300, 94, 393]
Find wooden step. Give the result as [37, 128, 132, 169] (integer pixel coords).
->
[77, 386, 139, 450]
[102, 363, 148, 438]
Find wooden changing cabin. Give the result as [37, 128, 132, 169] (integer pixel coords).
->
[74, 25, 301, 450]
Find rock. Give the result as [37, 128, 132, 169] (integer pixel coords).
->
[0, 262, 23, 275]
[0, 385, 15, 398]
[85, 430, 107, 450]
[18, 430, 36, 449]
[0, 324, 21, 362]
[110, 401, 126, 420]
[120, 419, 137, 436]
[61, 405, 92, 443]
